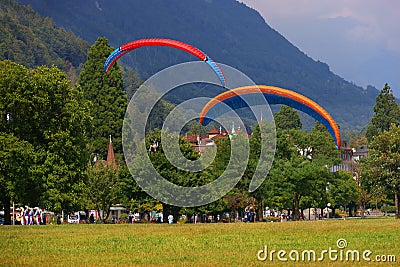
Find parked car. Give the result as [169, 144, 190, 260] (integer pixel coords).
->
[67, 211, 87, 224]
[67, 213, 79, 224]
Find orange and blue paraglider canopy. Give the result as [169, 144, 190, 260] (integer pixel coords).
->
[200, 85, 340, 148]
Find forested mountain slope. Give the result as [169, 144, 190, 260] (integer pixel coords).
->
[0, 0, 89, 82]
[16, 0, 380, 129]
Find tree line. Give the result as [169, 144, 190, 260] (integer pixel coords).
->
[1, 37, 399, 225]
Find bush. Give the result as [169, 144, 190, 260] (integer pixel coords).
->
[381, 206, 396, 213]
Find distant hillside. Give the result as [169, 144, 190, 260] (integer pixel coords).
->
[0, 0, 89, 82]
[16, 0, 379, 129]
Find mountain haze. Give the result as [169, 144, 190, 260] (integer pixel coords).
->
[16, 0, 379, 130]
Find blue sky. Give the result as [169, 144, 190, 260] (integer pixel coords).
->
[240, 0, 400, 96]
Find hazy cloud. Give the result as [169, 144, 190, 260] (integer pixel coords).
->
[240, 0, 400, 95]
[242, 0, 400, 52]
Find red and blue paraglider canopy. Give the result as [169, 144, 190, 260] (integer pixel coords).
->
[104, 38, 226, 87]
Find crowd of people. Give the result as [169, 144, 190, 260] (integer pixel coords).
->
[15, 206, 47, 225]
[263, 207, 306, 222]
[3, 204, 303, 225]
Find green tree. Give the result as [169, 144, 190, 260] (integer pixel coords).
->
[119, 162, 148, 212]
[355, 161, 388, 218]
[265, 123, 339, 221]
[85, 161, 123, 223]
[362, 124, 400, 218]
[329, 171, 359, 217]
[270, 145, 330, 220]
[245, 121, 276, 220]
[79, 37, 127, 158]
[222, 188, 249, 220]
[274, 105, 302, 130]
[0, 133, 34, 225]
[366, 83, 400, 142]
[349, 134, 368, 148]
[309, 122, 341, 165]
[122, 66, 142, 101]
[266, 129, 305, 220]
[0, 60, 90, 213]
[128, 129, 205, 218]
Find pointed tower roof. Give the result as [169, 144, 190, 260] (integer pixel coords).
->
[106, 135, 117, 168]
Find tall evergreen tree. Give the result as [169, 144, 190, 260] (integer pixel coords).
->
[274, 105, 302, 130]
[366, 83, 400, 142]
[79, 37, 127, 158]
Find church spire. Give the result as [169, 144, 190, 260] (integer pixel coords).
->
[106, 135, 117, 168]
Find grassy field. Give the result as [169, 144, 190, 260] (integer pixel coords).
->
[0, 217, 399, 266]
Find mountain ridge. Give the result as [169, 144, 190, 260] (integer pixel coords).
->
[16, 0, 379, 129]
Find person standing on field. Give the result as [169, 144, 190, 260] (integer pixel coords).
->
[168, 214, 174, 224]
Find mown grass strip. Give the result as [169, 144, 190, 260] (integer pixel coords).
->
[0, 218, 399, 266]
